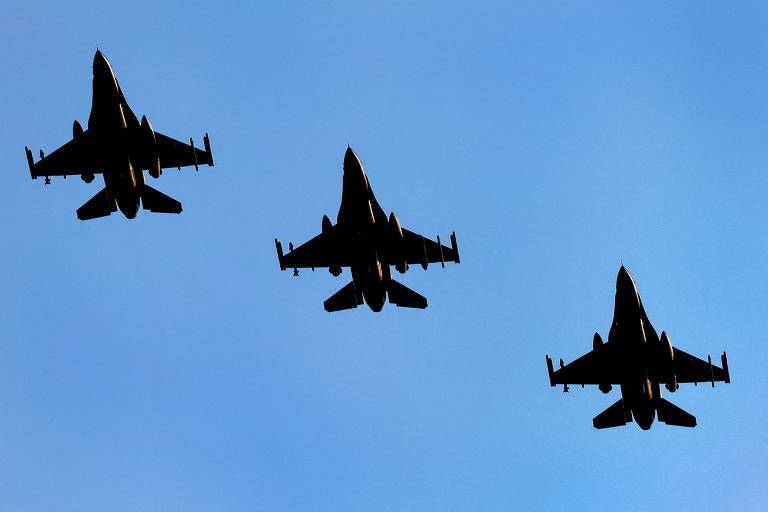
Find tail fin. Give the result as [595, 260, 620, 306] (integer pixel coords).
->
[141, 185, 182, 214]
[593, 399, 632, 429]
[324, 281, 363, 312]
[388, 280, 428, 309]
[77, 187, 116, 220]
[657, 398, 697, 427]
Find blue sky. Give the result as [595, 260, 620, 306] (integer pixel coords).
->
[2, 2, 766, 510]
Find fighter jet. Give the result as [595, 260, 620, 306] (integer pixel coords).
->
[545, 266, 730, 429]
[275, 146, 460, 312]
[24, 50, 214, 220]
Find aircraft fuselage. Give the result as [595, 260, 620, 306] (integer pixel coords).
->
[336, 147, 397, 312]
[608, 267, 666, 430]
[86, 50, 146, 218]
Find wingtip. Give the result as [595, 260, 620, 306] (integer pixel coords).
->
[450, 231, 460, 263]
[275, 238, 286, 270]
[721, 351, 730, 383]
[203, 133, 214, 166]
[25, 146, 36, 177]
[546, 355, 556, 386]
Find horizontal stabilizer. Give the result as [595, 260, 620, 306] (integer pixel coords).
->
[324, 281, 363, 312]
[388, 279, 428, 309]
[141, 185, 182, 214]
[593, 399, 632, 429]
[657, 398, 696, 427]
[77, 187, 116, 221]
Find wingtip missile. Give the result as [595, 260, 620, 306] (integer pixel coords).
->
[275, 239, 286, 271]
[25, 147, 48, 183]
[721, 351, 730, 383]
[450, 231, 460, 263]
[546, 355, 556, 387]
[25, 146, 36, 178]
[203, 133, 214, 166]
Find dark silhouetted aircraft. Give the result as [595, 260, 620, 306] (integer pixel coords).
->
[24, 50, 213, 220]
[545, 266, 730, 429]
[275, 146, 459, 312]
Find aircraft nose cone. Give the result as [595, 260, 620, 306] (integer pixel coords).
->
[343, 146, 362, 174]
[617, 265, 631, 280]
[91, 49, 118, 94]
[616, 265, 635, 291]
[93, 49, 108, 68]
[93, 49, 116, 79]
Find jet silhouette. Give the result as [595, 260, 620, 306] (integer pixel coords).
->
[275, 146, 460, 312]
[25, 50, 214, 220]
[545, 266, 730, 429]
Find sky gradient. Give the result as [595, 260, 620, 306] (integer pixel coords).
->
[2, 2, 767, 510]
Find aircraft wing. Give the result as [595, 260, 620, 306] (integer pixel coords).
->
[155, 132, 214, 170]
[667, 348, 730, 385]
[25, 132, 97, 178]
[275, 229, 353, 270]
[546, 350, 611, 386]
[401, 228, 460, 267]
